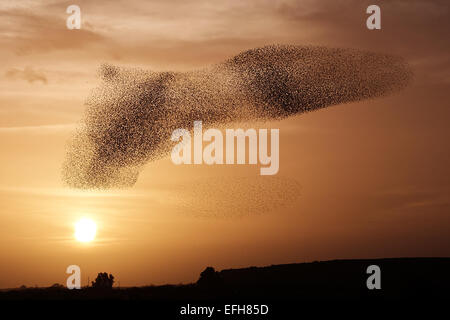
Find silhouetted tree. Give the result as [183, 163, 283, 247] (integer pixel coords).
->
[91, 272, 114, 289]
[197, 267, 221, 287]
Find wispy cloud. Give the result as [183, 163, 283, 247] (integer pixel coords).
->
[5, 66, 47, 84]
[0, 8, 107, 56]
[0, 123, 76, 133]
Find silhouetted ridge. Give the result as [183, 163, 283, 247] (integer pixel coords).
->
[2, 258, 447, 301]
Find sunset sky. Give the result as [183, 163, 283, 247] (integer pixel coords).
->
[0, 0, 449, 288]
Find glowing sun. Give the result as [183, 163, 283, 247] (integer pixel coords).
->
[74, 218, 97, 242]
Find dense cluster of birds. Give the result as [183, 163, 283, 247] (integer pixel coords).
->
[62, 45, 412, 189]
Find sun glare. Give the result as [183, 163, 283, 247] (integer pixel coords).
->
[74, 218, 97, 243]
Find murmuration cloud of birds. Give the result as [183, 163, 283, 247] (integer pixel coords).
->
[62, 45, 413, 189]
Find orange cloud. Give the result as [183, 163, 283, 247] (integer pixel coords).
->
[5, 66, 48, 84]
[0, 8, 106, 55]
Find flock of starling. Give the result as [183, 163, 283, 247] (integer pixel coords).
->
[62, 45, 412, 189]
